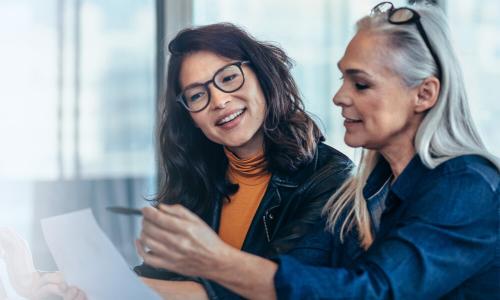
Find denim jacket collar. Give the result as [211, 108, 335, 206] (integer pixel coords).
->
[364, 154, 430, 202]
[363, 156, 392, 200]
[391, 155, 431, 201]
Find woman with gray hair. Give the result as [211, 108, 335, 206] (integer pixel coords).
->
[138, 2, 499, 299]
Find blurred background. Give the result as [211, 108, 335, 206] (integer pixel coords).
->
[0, 0, 499, 270]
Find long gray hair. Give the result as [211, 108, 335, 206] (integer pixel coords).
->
[323, 3, 499, 249]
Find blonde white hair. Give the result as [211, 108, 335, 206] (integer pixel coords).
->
[323, 3, 499, 249]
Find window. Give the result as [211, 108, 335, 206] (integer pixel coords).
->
[0, 0, 156, 180]
[0, 0, 156, 267]
[447, 0, 500, 156]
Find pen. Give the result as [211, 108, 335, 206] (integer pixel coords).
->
[106, 206, 143, 216]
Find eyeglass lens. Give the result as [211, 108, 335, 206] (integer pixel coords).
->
[389, 8, 415, 23]
[182, 63, 245, 112]
[372, 2, 393, 15]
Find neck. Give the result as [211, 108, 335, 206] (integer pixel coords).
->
[226, 132, 264, 159]
[380, 140, 416, 180]
[379, 115, 424, 179]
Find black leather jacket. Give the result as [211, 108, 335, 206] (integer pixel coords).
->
[135, 142, 353, 299]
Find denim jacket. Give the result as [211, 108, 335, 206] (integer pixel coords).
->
[274, 154, 500, 299]
[134, 142, 353, 299]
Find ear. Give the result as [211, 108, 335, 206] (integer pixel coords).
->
[414, 76, 440, 113]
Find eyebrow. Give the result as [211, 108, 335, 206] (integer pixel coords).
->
[183, 81, 207, 91]
[182, 61, 242, 91]
[337, 62, 373, 78]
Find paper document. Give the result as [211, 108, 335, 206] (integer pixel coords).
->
[41, 209, 160, 300]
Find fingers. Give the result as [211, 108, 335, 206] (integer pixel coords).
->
[158, 204, 196, 220]
[34, 272, 87, 300]
[37, 271, 65, 288]
[142, 204, 201, 232]
[141, 209, 183, 252]
[135, 239, 147, 258]
[142, 207, 177, 231]
[140, 210, 203, 257]
[142, 217, 175, 239]
[34, 283, 65, 299]
[139, 230, 173, 257]
[138, 226, 187, 266]
[32, 271, 67, 299]
[136, 239, 173, 271]
[138, 204, 221, 276]
[63, 286, 87, 300]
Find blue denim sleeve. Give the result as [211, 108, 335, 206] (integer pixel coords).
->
[365, 170, 498, 299]
[196, 223, 335, 300]
[284, 221, 333, 266]
[274, 170, 498, 299]
[274, 255, 391, 299]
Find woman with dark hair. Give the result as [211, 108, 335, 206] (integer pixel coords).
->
[135, 23, 353, 298]
[139, 3, 499, 299]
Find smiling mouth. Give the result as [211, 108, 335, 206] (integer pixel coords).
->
[216, 109, 245, 126]
[344, 117, 362, 123]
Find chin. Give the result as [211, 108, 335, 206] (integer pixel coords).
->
[344, 136, 364, 148]
[222, 137, 252, 148]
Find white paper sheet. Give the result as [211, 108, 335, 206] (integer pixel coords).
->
[41, 209, 161, 300]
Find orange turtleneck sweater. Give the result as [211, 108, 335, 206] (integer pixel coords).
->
[218, 148, 272, 249]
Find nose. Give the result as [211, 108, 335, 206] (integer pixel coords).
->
[209, 85, 232, 109]
[332, 86, 351, 107]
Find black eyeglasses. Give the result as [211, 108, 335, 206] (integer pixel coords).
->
[371, 1, 442, 80]
[176, 61, 250, 112]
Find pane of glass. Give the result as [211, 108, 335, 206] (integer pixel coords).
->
[79, 0, 156, 178]
[0, 0, 59, 243]
[448, 0, 500, 157]
[0, 1, 58, 179]
[0, 0, 157, 180]
[0, 0, 156, 269]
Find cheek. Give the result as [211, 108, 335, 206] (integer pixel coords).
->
[249, 88, 267, 123]
[364, 111, 391, 131]
[189, 114, 216, 139]
[257, 99, 267, 122]
[364, 109, 410, 141]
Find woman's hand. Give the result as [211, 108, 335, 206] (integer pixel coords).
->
[32, 272, 86, 300]
[137, 204, 233, 279]
[0, 228, 86, 299]
[137, 205, 278, 299]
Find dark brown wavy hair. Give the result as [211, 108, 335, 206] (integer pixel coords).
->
[157, 23, 323, 217]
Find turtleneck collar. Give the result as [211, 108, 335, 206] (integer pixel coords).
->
[224, 147, 270, 185]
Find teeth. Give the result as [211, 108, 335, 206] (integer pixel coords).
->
[219, 110, 244, 124]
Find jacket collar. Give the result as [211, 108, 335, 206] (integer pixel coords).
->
[363, 154, 430, 202]
[363, 156, 392, 200]
[209, 145, 321, 234]
[270, 147, 320, 189]
[391, 154, 430, 201]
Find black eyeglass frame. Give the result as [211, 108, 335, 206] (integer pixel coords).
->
[176, 60, 251, 113]
[372, 1, 442, 80]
